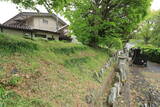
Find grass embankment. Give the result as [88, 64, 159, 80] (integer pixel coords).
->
[0, 33, 109, 106]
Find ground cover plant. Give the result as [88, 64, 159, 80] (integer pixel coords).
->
[0, 33, 109, 106]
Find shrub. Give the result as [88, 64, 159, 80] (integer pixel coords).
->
[139, 46, 160, 63]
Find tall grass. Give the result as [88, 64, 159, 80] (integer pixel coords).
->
[0, 33, 38, 55]
[0, 33, 109, 106]
[0, 85, 51, 107]
[50, 46, 87, 55]
[64, 56, 90, 67]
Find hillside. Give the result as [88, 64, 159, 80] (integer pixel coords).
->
[0, 33, 109, 107]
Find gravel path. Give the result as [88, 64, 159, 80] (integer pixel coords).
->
[116, 62, 160, 107]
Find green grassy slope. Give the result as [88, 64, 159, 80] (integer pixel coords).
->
[0, 33, 109, 107]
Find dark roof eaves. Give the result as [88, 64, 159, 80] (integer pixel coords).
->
[0, 24, 60, 35]
[0, 24, 32, 31]
[32, 29, 60, 34]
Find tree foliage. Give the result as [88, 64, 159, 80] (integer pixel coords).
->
[136, 11, 160, 47]
[150, 11, 160, 47]
[65, 0, 151, 48]
[5, 0, 71, 12]
[136, 18, 153, 44]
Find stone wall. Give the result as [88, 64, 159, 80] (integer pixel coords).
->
[86, 55, 118, 106]
[107, 52, 129, 106]
[84, 50, 129, 107]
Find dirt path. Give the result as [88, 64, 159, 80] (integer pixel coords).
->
[116, 62, 160, 107]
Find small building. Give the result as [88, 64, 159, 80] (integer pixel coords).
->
[0, 12, 68, 40]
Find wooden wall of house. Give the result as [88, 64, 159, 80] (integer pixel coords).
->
[32, 16, 64, 32]
[34, 31, 59, 40]
[0, 28, 59, 40]
[2, 28, 26, 36]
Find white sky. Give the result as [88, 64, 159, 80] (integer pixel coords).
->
[0, 0, 160, 24]
[0, 1, 48, 24]
[0, 1, 69, 24]
[151, 0, 160, 11]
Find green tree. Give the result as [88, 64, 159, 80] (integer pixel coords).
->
[136, 19, 153, 44]
[65, 0, 151, 48]
[6, 0, 70, 11]
[138, 11, 160, 47]
[150, 11, 160, 47]
[5, 0, 72, 30]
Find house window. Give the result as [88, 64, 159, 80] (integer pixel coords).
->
[35, 34, 47, 38]
[42, 19, 48, 24]
[48, 37, 55, 41]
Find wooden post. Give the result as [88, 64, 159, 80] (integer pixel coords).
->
[46, 35, 48, 40]
[31, 32, 33, 39]
[0, 28, 3, 33]
[56, 14, 59, 31]
[31, 32, 35, 40]
[52, 35, 54, 40]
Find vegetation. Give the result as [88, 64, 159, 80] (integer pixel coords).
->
[135, 19, 153, 44]
[0, 86, 51, 107]
[7, 0, 152, 49]
[135, 11, 160, 48]
[0, 33, 109, 106]
[139, 45, 160, 63]
[149, 11, 160, 47]
[64, 0, 151, 48]
[131, 10, 160, 63]
[6, 0, 72, 12]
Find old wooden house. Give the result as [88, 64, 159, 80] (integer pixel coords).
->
[0, 12, 68, 40]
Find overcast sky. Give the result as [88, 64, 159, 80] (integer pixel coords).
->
[0, 0, 160, 24]
[151, 0, 160, 11]
[0, 1, 47, 24]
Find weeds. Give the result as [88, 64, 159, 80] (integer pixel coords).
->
[64, 56, 90, 67]
[0, 32, 109, 106]
[0, 86, 51, 107]
[50, 46, 87, 55]
[0, 33, 38, 55]
[8, 76, 22, 86]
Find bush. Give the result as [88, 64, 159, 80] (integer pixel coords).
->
[139, 46, 160, 63]
[99, 36, 123, 49]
